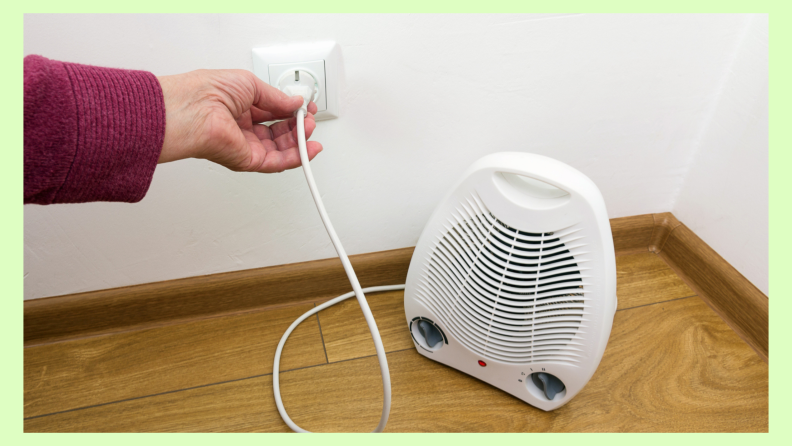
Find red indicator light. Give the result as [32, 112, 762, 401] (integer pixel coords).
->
[478, 360, 487, 367]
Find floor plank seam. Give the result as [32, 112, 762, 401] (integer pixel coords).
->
[23, 371, 273, 421]
[315, 309, 330, 364]
[287, 347, 416, 375]
[617, 295, 696, 312]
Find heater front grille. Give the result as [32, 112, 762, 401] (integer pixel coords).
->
[415, 192, 590, 365]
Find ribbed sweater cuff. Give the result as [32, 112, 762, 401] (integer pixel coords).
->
[56, 61, 166, 203]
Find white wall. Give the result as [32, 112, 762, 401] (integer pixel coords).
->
[673, 15, 768, 295]
[23, 14, 762, 300]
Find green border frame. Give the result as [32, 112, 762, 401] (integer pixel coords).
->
[8, 3, 786, 443]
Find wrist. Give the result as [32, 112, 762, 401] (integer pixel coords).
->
[157, 74, 200, 164]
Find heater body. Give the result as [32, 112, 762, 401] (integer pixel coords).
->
[404, 152, 616, 411]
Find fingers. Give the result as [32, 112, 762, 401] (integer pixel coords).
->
[245, 110, 321, 173]
[234, 73, 322, 173]
[251, 123, 273, 141]
[254, 141, 324, 173]
[292, 114, 317, 146]
[235, 110, 254, 131]
[248, 73, 304, 117]
[249, 101, 319, 124]
[248, 106, 281, 123]
[246, 140, 324, 173]
[265, 113, 317, 146]
[272, 120, 314, 152]
[229, 126, 323, 173]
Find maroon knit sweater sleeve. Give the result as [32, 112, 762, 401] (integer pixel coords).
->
[24, 55, 165, 204]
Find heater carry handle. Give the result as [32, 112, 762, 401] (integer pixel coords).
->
[479, 152, 601, 209]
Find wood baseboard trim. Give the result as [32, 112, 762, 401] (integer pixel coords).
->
[24, 215, 654, 346]
[26, 212, 767, 363]
[655, 222, 768, 362]
[24, 247, 414, 346]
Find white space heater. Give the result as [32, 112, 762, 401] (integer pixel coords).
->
[404, 152, 617, 411]
[275, 102, 618, 429]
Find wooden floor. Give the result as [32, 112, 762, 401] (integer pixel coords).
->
[24, 252, 768, 432]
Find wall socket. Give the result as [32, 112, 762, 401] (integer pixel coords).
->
[252, 41, 340, 121]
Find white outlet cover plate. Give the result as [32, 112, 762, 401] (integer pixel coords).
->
[252, 41, 340, 121]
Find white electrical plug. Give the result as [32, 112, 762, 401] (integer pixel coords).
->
[278, 69, 318, 114]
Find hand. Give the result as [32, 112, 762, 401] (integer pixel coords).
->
[156, 69, 322, 173]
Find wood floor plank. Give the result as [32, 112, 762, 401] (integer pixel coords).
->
[317, 290, 413, 363]
[24, 303, 326, 419]
[616, 252, 695, 309]
[26, 297, 767, 432]
[25, 375, 278, 433]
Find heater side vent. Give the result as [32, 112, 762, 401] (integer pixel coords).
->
[415, 192, 589, 365]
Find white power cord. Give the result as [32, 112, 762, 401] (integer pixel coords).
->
[272, 76, 404, 433]
[271, 284, 404, 433]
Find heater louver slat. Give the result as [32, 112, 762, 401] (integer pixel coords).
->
[416, 192, 587, 365]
